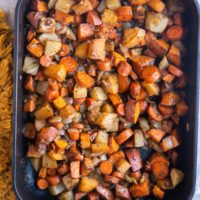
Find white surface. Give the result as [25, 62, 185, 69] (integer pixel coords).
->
[0, 0, 200, 199]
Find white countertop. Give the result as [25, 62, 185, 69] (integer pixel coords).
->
[1, 0, 199, 199]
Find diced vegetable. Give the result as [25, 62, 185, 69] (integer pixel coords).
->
[145, 12, 169, 33]
[79, 177, 99, 192]
[122, 27, 145, 48]
[88, 39, 106, 61]
[96, 113, 119, 132]
[106, 0, 121, 10]
[55, 0, 75, 14]
[170, 168, 184, 187]
[48, 183, 66, 196]
[42, 154, 57, 168]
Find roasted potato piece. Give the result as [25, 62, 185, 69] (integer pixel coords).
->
[88, 38, 106, 61]
[102, 73, 118, 94]
[23, 56, 39, 75]
[170, 168, 184, 187]
[112, 51, 126, 66]
[78, 23, 95, 41]
[106, 0, 121, 10]
[44, 40, 61, 56]
[42, 154, 57, 168]
[134, 129, 145, 147]
[59, 104, 75, 118]
[38, 17, 56, 33]
[115, 158, 131, 174]
[59, 191, 74, 200]
[145, 12, 169, 33]
[79, 177, 98, 192]
[122, 27, 145, 48]
[152, 185, 165, 199]
[101, 9, 118, 27]
[160, 135, 180, 152]
[73, 84, 88, 99]
[44, 64, 67, 82]
[90, 87, 107, 101]
[72, 0, 93, 15]
[96, 112, 119, 132]
[55, 0, 75, 14]
[62, 174, 79, 190]
[95, 130, 109, 144]
[142, 82, 160, 96]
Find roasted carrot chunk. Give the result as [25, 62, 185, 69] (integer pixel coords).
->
[37, 178, 49, 190]
[100, 160, 113, 175]
[115, 128, 134, 145]
[75, 71, 95, 88]
[166, 25, 184, 41]
[60, 56, 77, 72]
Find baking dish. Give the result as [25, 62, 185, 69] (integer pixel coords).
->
[13, 0, 200, 199]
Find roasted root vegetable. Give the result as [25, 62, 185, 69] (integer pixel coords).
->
[23, 0, 188, 199]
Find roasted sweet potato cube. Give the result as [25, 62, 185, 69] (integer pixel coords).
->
[24, 99, 36, 112]
[79, 177, 99, 192]
[32, 0, 48, 12]
[53, 96, 66, 109]
[167, 44, 181, 66]
[38, 17, 56, 33]
[55, 0, 75, 14]
[109, 150, 125, 164]
[27, 38, 44, 58]
[72, 0, 93, 15]
[147, 0, 166, 13]
[80, 133, 91, 149]
[117, 6, 133, 22]
[59, 104, 75, 118]
[75, 42, 89, 59]
[129, 173, 150, 198]
[34, 103, 54, 119]
[108, 93, 122, 106]
[152, 185, 165, 199]
[44, 64, 67, 82]
[115, 158, 131, 174]
[101, 9, 118, 27]
[147, 129, 166, 143]
[91, 143, 109, 154]
[55, 11, 74, 25]
[122, 27, 145, 48]
[88, 39, 106, 61]
[78, 23, 95, 41]
[130, 0, 150, 5]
